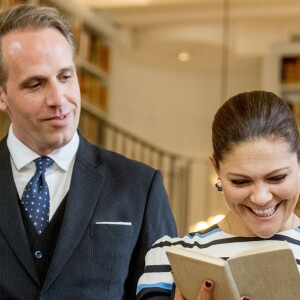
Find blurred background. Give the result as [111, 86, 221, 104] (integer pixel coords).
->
[2, 0, 300, 234]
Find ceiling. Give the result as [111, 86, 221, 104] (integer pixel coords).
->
[73, 0, 300, 70]
[76, 0, 300, 28]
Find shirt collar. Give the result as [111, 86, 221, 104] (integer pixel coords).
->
[7, 124, 80, 171]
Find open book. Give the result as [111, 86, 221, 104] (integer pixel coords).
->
[166, 241, 300, 300]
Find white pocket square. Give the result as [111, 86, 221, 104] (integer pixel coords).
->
[96, 221, 132, 226]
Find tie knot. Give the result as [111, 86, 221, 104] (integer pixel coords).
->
[34, 156, 54, 174]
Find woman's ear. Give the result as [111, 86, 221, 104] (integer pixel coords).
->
[0, 88, 8, 112]
[209, 155, 219, 175]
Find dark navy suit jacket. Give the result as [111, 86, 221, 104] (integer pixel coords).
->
[0, 133, 177, 299]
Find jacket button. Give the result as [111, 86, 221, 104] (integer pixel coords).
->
[35, 250, 43, 259]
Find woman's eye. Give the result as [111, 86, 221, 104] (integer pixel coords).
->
[231, 180, 250, 186]
[268, 174, 287, 182]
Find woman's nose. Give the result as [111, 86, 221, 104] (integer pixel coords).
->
[250, 184, 272, 205]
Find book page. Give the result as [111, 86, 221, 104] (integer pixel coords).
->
[228, 247, 300, 300]
[167, 247, 240, 300]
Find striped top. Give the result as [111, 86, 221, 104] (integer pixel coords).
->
[136, 224, 300, 299]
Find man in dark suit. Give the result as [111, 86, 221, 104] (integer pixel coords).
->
[0, 4, 177, 299]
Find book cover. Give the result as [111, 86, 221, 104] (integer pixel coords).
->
[166, 241, 300, 300]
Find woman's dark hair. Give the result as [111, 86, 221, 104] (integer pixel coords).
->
[212, 90, 300, 168]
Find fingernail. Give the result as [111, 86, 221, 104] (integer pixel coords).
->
[205, 281, 212, 288]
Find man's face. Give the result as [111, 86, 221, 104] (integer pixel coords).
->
[0, 27, 81, 155]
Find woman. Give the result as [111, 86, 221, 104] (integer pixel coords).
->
[136, 90, 300, 300]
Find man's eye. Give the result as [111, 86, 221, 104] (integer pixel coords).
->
[60, 74, 72, 81]
[28, 82, 41, 89]
[268, 174, 287, 182]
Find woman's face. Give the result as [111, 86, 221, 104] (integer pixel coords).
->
[216, 138, 300, 238]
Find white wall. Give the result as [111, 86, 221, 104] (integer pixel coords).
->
[108, 33, 261, 229]
[109, 44, 219, 158]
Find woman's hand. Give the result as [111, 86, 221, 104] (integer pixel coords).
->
[197, 280, 215, 300]
[174, 280, 250, 300]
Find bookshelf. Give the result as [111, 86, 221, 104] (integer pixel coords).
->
[0, 0, 23, 10]
[0, 1, 27, 138]
[262, 42, 300, 215]
[262, 42, 300, 127]
[0, 0, 117, 140]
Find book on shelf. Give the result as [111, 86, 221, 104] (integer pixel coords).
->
[281, 56, 300, 84]
[77, 68, 108, 111]
[77, 27, 110, 73]
[0, 0, 24, 10]
[0, 112, 10, 139]
[166, 241, 300, 300]
[78, 28, 92, 62]
[79, 112, 99, 144]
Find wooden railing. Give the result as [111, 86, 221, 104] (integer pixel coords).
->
[80, 101, 192, 234]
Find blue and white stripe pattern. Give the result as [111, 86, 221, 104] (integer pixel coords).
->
[136, 224, 300, 298]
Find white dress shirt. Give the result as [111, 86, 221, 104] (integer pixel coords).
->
[7, 125, 79, 220]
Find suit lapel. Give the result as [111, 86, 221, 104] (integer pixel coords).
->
[0, 139, 40, 285]
[43, 137, 106, 291]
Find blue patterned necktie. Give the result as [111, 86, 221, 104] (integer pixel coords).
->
[21, 156, 54, 234]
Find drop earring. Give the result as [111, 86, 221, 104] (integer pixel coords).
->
[215, 177, 223, 192]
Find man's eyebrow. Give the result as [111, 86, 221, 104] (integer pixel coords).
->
[19, 75, 45, 89]
[59, 66, 75, 74]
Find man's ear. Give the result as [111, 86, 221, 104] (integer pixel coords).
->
[0, 87, 8, 112]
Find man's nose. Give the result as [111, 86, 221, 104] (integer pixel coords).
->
[46, 82, 65, 106]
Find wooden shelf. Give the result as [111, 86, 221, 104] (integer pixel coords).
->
[263, 42, 300, 110]
[281, 83, 300, 92]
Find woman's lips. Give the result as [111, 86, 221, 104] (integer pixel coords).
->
[250, 205, 277, 217]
